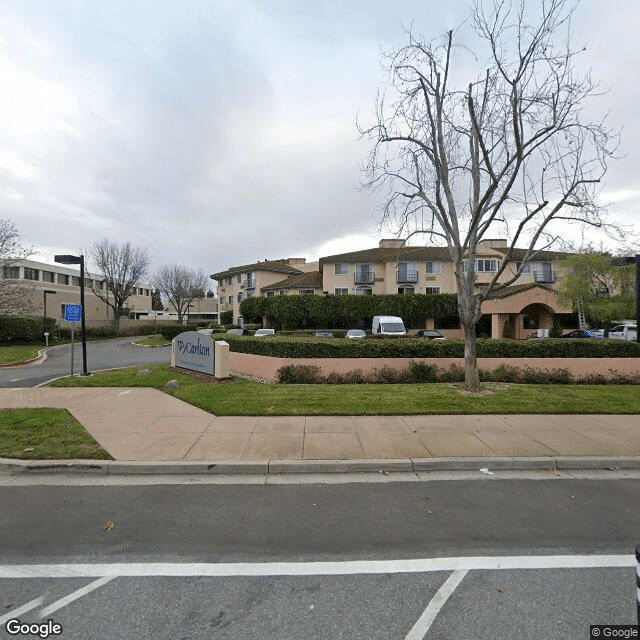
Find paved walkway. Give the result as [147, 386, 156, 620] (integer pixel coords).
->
[2, 387, 640, 462]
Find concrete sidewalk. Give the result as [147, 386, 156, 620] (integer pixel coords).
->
[2, 387, 640, 468]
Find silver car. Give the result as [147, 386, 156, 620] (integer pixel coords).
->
[254, 329, 276, 337]
[345, 329, 366, 339]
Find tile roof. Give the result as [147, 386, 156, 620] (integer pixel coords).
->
[319, 246, 452, 265]
[211, 260, 302, 280]
[261, 270, 323, 292]
[484, 282, 557, 300]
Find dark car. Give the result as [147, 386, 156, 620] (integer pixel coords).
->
[559, 330, 593, 339]
[414, 329, 446, 340]
[314, 330, 334, 338]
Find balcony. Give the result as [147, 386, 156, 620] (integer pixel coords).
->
[246, 278, 255, 289]
[396, 270, 418, 283]
[354, 271, 375, 284]
[534, 270, 556, 284]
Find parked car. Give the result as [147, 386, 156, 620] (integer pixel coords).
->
[559, 330, 593, 339]
[345, 329, 366, 339]
[314, 329, 334, 338]
[254, 328, 276, 337]
[414, 329, 446, 340]
[226, 328, 248, 336]
[588, 328, 605, 339]
[197, 328, 213, 336]
[608, 324, 637, 341]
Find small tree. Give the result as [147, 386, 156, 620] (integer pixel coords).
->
[361, 0, 619, 388]
[153, 264, 211, 323]
[0, 218, 35, 315]
[89, 239, 150, 329]
[151, 288, 164, 311]
[557, 251, 634, 333]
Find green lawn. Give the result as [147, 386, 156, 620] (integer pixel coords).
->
[48, 363, 640, 415]
[0, 408, 112, 460]
[0, 344, 45, 363]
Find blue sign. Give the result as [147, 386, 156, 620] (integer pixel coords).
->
[64, 304, 82, 322]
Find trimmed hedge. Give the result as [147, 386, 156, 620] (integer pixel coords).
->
[159, 324, 200, 340]
[0, 316, 57, 342]
[212, 334, 640, 359]
[240, 293, 459, 329]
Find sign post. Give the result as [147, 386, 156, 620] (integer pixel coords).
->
[64, 304, 82, 378]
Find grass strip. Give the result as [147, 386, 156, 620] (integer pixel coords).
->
[49, 364, 640, 416]
[132, 336, 171, 346]
[0, 408, 112, 460]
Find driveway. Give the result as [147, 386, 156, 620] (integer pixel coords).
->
[0, 338, 170, 387]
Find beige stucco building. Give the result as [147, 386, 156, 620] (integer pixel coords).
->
[2, 259, 153, 328]
[211, 239, 573, 337]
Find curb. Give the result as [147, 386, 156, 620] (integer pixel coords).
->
[2, 456, 640, 476]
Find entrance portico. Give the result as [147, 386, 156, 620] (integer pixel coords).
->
[482, 284, 571, 339]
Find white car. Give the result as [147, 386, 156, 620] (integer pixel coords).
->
[254, 328, 276, 337]
[345, 329, 366, 339]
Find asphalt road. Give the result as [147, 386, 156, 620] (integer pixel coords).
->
[1, 476, 639, 639]
[0, 338, 170, 387]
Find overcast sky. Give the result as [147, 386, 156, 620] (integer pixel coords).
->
[3, 0, 638, 289]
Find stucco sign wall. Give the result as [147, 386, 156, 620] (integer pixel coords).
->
[171, 331, 214, 375]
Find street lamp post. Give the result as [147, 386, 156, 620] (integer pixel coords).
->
[43, 289, 56, 347]
[611, 254, 640, 344]
[54, 254, 89, 374]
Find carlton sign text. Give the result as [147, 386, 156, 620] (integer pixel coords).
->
[171, 331, 214, 375]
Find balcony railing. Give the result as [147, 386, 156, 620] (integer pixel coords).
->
[396, 270, 418, 283]
[354, 271, 375, 284]
[534, 270, 556, 283]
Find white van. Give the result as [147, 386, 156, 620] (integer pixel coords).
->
[372, 315, 407, 337]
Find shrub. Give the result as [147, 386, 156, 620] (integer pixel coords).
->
[0, 316, 57, 343]
[220, 311, 233, 325]
[409, 361, 438, 383]
[158, 324, 199, 340]
[276, 364, 323, 384]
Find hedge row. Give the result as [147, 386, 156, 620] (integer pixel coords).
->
[276, 363, 640, 385]
[159, 324, 200, 340]
[0, 316, 57, 342]
[239, 293, 459, 329]
[212, 334, 640, 359]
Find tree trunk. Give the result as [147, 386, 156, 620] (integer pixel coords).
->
[462, 320, 481, 389]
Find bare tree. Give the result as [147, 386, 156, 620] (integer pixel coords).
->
[153, 264, 211, 323]
[360, 0, 619, 388]
[89, 239, 150, 329]
[0, 218, 35, 315]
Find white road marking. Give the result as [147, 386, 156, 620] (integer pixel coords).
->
[0, 596, 44, 625]
[37, 577, 114, 619]
[404, 569, 468, 640]
[0, 554, 633, 579]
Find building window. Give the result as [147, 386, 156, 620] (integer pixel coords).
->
[334, 288, 348, 295]
[334, 263, 348, 275]
[299, 289, 314, 295]
[398, 286, 414, 294]
[278, 290, 287, 295]
[516, 261, 531, 274]
[72, 276, 81, 286]
[236, 274, 242, 284]
[219, 296, 225, 305]
[534, 261, 554, 283]
[237, 292, 243, 303]
[523, 314, 539, 329]
[476, 259, 499, 272]
[426, 287, 441, 294]
[57, 273, 69, 285]
[228, 295, 234, 304]
[355, 286, 373, 295]
[425, 261, 441, 274]
[2, 266, 20, 279]
[42, 270, 55, 283]
[397, 262, 418, 282]
[266, 291, 275, 297]
[23, 268, 39, 281]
